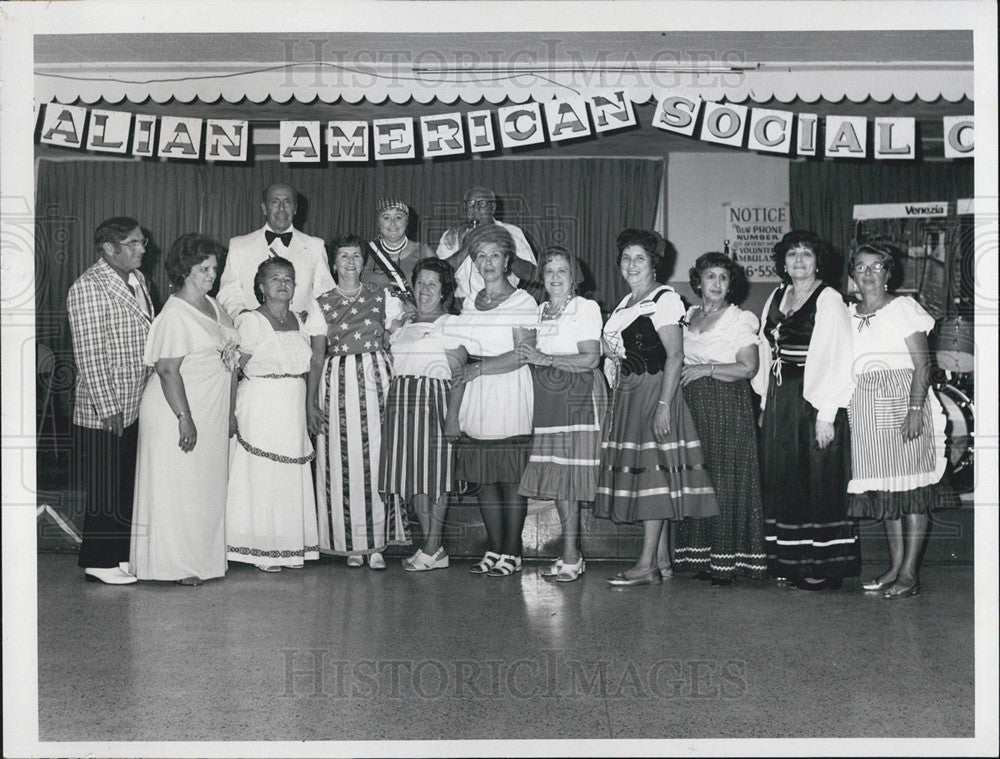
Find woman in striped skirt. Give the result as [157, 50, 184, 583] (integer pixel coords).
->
[595, 229, 719, 586]
[753, 230, 858, 590]
[846, 244, 947, 599]
[516, 247, 608, 583]
[308, 234, 410, 569]
[673, 252, 767, 586]
[379, 258, 466, 572]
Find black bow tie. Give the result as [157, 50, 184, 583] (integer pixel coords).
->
[265, 230, 293, 247]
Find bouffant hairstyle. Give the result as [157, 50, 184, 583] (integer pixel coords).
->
[165, 233, 226, 290]
[771, 230, 837, 284]
[253, 256, 296, 305]
[616, 229, 666, 283]
[411, 257, 457, 304]
[463, 223, 516, 273]
[330, 233, 370, 268]
[688, 251, 749, 304]
[94, 217, 142, 254]
[850, 242, 904, 292]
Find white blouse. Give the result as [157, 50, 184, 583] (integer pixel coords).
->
[682, 305, 759, 365]
[849, 296, 935, 375]
[388, 315, 454, 380]
[535, 296, 603, 355]
[443, 288, 537, 439]
[751, 286, 855, 424]
[235, 311, 312, 376]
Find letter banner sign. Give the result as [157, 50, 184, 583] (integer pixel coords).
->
[852, 202, 948, 220]
[724, 202, 790, 282]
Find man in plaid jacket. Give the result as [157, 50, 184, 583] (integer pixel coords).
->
[67, 217, 154, 585]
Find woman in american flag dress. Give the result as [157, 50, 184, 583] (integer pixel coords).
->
[308, 234, 410, 570]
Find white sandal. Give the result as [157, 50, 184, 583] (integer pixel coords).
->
[487, 554, 522, 577]
[470, 551, 502, 574]
[556, 557, 586, 583]
[540, 559, 564, 578]
[404, 548, 450, 572]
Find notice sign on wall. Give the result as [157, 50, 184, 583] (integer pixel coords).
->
[724, 203, 790, 282]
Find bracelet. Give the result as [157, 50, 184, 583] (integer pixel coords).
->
[657, 400, 668, 405]
[177, 410, 192, 419]
[907, 404, 923, 411]
[709, 363, 715, 378]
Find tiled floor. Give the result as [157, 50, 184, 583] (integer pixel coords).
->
[37, 554, 974, 741]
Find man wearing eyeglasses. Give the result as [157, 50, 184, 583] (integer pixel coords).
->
[217, 182, 333, 336]
[66, 217, 155, 585]
[436, 185, 537, 305]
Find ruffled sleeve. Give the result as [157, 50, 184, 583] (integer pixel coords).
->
[235, 311, 266, 355]
[649, 287, 685, 329]
[730, 308, 760, 351]
[894, 296, 936, 337]
[803, 287, 855, 423]
[750, 288, 779, 403]
[143, 300, 199, 365]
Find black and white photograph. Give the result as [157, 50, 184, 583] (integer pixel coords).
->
[2, 1, 997, 756]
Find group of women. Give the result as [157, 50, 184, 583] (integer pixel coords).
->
[125, 197, 947, 600]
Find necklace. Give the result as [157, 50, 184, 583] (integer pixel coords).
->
[785, 280, 819, 313]
[483, 288, 510, 305]
[380, 237, 407, 255]
[627, 282, 657, 308]
[701, 303, 726, 315]
[543, 295, 573, 321]
[265, 305, 296, 328]
[336, 282, 363, 298]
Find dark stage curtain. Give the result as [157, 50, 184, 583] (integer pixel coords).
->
[35, 156, 663, 405]
[789, 160, 974, 267]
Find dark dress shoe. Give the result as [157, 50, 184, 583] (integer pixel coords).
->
[711, 578, 733, 587]
[693, 571, 712, 581]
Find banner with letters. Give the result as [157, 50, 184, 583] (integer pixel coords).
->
[36, 94, 974, 163]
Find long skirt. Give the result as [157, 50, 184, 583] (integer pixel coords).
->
[379, 374, 463, 504]
[226, 375, 319, 568]
[518, 366, 608, 502]
[594, 371, 719, 523]
[674, 377, 767, 580]
[760, 371, 860, 580]
[847, 368, 948, 519]
[315, 351, 410, 555]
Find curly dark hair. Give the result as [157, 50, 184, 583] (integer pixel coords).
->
[330, 233, 370, 271]
[464, 223, 516, 274]
[688, 251, 749, 304]
[771, 230, 838, 284]
[616, 229, 668, 283]
[253, 256, 296, 305]
[411, 257, 457, 304]
[165, 233, 226, 290]
[850, 242, 904, 292]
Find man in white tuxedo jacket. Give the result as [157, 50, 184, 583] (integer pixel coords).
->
[218, 183, 334, 336]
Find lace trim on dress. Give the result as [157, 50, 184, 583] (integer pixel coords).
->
[235, 431, 315, 464]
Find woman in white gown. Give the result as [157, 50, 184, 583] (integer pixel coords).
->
[225, 256, 320, 572]
[130, 234, 239, 585]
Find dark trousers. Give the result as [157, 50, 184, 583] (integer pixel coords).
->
[73, 422, 138, 568]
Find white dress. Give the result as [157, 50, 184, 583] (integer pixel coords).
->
[130, 296, 238, 581]
[225, 311, 319, 568]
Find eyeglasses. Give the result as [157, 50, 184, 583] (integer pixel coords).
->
[466, 199, 495, 209]
[118, 237, 148, 250]
[852, 262, 888, 275]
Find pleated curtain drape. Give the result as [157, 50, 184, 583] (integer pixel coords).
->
[789, 160, 975, 264]
[35, 156, 664, 403]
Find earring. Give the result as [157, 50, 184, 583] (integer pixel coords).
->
[884, 283, 888, 292]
